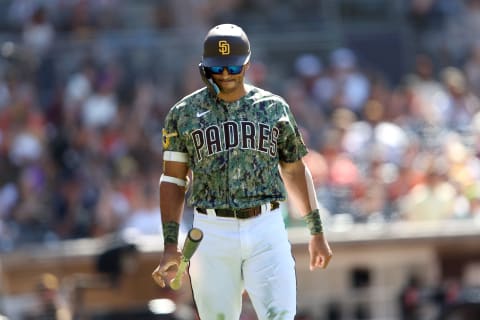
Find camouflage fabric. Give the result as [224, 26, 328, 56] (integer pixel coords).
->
[162, 85, 308, 209]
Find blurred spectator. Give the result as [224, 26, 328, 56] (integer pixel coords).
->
[66, 0, 98, 39]
[15, 4, 58, 112]
[0, 75, 10, 110]
[121, 183, 161, 235]
[63, 60, 96, 126]
[342, 99, 410, 167]
[325, 48, 370, 116]
[398, 155, 460, 221]
[398, 274, 424, 320]
[317, 127, 363, 216]
[245, 60, 269, 88]
[283, 79, 326, 147]
[10, 164, 51, 245]
[351, 152, 391, 223]
[463, 42, 480, 97]
[49, 170, 98, 240]
[81, 70, 118, 129]
[303, 144, 328, 189]
[444, 0, 480, 64]
[443, 133, 480, 190]
[21, 5, 54, 56]
[406, 0, 448, 60]
[399, 59, 451, 157]
[91, 178, 129, 237]
[403, 53, 449, 131]
[440, 66, 480, 133]
[293, 53, 323, 96]
[386, 138, 426, 219]
[21, 273, 72, 320]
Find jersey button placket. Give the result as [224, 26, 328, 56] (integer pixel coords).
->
[225, 102, 234, 209]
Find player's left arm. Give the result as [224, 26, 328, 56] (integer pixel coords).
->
[279, 159, 333, 270]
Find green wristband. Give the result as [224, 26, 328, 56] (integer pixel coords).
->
[304, 209, 323, 235]
[162, 221, 180, 245]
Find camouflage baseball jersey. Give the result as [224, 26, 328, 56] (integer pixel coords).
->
[162, 84, 308, 209]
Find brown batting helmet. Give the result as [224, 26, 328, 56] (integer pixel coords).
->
[202, 24, 251, 67]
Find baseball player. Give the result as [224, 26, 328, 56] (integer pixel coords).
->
[152, 24, 333, 320]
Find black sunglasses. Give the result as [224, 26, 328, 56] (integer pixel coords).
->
[206, 65, 243, 75]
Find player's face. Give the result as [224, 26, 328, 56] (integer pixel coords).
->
[210, 64, 247, 97]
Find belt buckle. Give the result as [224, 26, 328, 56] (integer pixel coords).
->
[234, 208, 249, 219]
[233, 208, 250, 219]
[232, 209, 239, 219]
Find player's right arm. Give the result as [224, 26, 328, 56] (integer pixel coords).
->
[152, 160, 190, 287]
[152, 101, 191, 287]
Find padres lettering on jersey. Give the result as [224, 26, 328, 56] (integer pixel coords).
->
[162, 85, 307, 209]
[191, 121, 279, 161]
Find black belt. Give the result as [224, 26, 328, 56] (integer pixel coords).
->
[196, 201, 279, 219]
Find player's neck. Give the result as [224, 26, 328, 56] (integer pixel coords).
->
[217, 84, 248, 102]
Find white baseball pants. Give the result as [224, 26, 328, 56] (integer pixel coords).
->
[189, 207, 297, 320]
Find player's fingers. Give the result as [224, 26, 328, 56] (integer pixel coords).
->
[310, 253, 332, 270]
[309, 254, 321, 271]
[152, 260, 180, 287]
[152, 266, 166, 288]
[318, 253, 333, 269]
[322, 253, 333, 269]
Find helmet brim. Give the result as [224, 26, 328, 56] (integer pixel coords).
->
[202, 53, 250, 67]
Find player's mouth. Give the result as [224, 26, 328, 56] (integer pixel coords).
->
[217, 79, 235, 85]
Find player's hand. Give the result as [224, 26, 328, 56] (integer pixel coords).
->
[152, 244, 182, 288]
[308, 233, 333, 270]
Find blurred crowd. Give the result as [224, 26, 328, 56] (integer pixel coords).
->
[1, 0, 480, 252]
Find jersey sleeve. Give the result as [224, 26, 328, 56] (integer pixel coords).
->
[162, 104, 188, 156]
[275, 102, 308, 162]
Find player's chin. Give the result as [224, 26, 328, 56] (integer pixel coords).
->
[217, 81, 236, 90]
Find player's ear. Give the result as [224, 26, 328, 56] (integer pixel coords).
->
[244, 62, 250, 72]
[199, 63, 220, 95]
